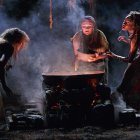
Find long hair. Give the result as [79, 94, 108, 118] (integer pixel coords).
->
[126, 11, 140, 36]
[0, 28, 29, 59]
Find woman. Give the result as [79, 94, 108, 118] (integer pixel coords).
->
[110, 11, 140, 110]
[71, 16, 109, 85]
[0, 28, 30, 96]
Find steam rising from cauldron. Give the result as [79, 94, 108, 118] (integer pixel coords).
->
[0, 0, 86, 114]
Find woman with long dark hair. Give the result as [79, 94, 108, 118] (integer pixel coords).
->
[110, 11, 140, 110]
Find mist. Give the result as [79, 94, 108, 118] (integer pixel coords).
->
[0, 0, 86, 109]
[0, 0, 139, 114]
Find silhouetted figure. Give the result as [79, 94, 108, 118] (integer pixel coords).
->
[0, 28, 30, 96]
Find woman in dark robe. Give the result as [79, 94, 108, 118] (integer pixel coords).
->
[110, 11, 140, 110]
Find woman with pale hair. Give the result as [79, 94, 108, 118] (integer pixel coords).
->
[0, 27, 30, 96]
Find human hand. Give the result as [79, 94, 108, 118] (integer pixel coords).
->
[77, 52, 96, 62]
[118, 36, 126, 41]
[88, 54, 98, 62]
[88, 57, 96, 62]
[88, 53, 109, 62]
[118, 36, 129, 43]
[105, 51, 114, 58]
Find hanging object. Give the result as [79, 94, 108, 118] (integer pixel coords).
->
[49, 0, 53, 29]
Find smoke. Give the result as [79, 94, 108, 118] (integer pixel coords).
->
[111, 90, 126, 122]
[0, 0, 139, 114]
[0, 0, 86, 113]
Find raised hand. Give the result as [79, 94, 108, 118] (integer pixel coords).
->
[118, 36, 130, 43]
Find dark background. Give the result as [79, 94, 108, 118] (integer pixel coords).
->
[0, 0, 139, 99]
[0, 1, 140, 139]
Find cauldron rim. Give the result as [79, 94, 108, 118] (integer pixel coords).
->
[42, 70, 105, 77]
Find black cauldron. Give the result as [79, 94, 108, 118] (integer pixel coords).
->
[42, 71, 113, 128]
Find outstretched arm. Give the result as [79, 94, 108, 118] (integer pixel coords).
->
[107, 36, 138, 63]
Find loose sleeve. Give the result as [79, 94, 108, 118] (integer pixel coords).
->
[97, 30, 109, 53]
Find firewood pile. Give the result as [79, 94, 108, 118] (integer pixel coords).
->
[5, 101, 45, 130]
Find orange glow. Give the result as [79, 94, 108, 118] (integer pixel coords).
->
[49, 0, 53, 29]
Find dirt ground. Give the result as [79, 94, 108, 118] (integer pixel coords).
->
[1, 93, 140, 140]
[1, 125, 140, 140]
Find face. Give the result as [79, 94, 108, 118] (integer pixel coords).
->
[81, 21, 95, 36]
[122, 17, 135, 32]
[17, 38, 29, 52]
